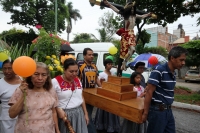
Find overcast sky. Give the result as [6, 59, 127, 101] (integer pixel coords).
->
[0, 0, 200, 41]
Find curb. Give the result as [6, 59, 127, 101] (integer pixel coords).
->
[172, 101, 200, 112]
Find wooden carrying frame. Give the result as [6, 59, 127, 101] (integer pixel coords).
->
[83, 76, 144, 123]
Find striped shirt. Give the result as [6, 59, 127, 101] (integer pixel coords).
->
[148, 62, 176, 105]
[78, 61, 99, 88]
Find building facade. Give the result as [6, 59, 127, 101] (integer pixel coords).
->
[145, 24, 189, 51]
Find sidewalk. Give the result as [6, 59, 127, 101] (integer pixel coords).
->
[172, 101, 200, 112]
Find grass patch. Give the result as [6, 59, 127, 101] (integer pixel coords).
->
[174, 86, 200, 105]
[175, 86, 191, 91]
[175, 93, 200, 105]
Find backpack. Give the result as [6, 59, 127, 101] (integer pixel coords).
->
[79, 62, 97, 81]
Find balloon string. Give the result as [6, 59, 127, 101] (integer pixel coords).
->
[24, 92, 28, 125]
[22, 77, 28, 125]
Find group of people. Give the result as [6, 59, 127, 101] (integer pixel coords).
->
[0, 45, 187, 133]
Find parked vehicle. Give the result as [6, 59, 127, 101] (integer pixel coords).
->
[69, 42, 151, 83]
[185, 70, 200, 82]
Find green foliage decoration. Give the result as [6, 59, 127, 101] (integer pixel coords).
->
[32, 28, 63, 62]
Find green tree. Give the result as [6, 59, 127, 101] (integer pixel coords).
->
[106, 0, 199, 26]
[136, 45, 168, 57]
[71, 33, 98, 43]
[91, 0, 200, 46]
[66, 2, 82, 41]
[197, 17, 200, 26]
[67, 2, 82, 28]
[96, 11, 118, 42]
[136, 30, 151, 47]
[182, 40, 200, 67]
[0, 28, 37, 49]
[0, 0, 80, 33]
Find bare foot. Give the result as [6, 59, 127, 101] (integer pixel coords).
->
[121, 61, 127, 71]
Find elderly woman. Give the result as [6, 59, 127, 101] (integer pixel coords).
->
[52, 58, 89, 133]
[8, 62, 60, 133]
[0, 59, 22, 133]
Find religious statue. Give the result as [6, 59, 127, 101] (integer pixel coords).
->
[103, 0, 153, 71]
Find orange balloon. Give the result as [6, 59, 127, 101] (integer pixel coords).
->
[13, 56, 37, 77]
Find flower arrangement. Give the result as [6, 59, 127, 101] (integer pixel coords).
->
[32, 26, 69, 62]
[32, 25, 70, 78]
[45, 55, 63, 78]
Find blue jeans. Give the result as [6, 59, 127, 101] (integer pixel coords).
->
[86, 104, 97, 133]
[147, 105, 175, 133]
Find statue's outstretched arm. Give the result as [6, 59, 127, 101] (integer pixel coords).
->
[103, 0, 120, 14]
[136, 13, 151, 19]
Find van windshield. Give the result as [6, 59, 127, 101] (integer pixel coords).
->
[76, 53, 98, 65]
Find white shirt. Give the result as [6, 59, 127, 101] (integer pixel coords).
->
[0, 78, 20, 120]
[52, 78, 83, 109]
[98, 71, 115, 81]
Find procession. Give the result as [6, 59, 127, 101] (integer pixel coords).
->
[0, 0, 200, 133]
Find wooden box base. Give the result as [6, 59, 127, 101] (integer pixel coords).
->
[97, 88, 137, 101]
[83, 88, 144, 123]
[102, 82, 133, 93]
[107, 76, 130, 85]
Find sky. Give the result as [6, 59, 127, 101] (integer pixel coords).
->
[0, 0, 200, 41]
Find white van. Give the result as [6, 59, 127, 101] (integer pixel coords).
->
[69, 42, 150, 82]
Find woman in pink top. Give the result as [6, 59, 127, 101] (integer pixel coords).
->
[8, 62, 60, 133]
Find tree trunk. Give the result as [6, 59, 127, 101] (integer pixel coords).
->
[67, 33, 70, 42]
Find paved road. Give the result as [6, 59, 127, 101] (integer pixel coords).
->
[176, 79, 200, 92]
[92, 107, 200, 133]
[173, 108, 200, 133]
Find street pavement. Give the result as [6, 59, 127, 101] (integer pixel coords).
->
[173, 107, 200, 133]
[92, 107, 200, 133]
[176, 79, 200, 92]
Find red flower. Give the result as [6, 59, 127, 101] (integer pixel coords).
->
[49, 34, 53, 37]
[36, 24, 42, 29]
[32, 39, 37, 44]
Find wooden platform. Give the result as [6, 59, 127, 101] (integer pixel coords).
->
[83, 88, 144, 123]
[83, 76, 144, 123]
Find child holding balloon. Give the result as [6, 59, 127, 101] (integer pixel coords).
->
[8, 60, 60, 133]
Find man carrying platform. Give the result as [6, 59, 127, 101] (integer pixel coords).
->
[142, 46, 187, 133]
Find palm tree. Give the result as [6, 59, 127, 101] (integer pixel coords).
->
[66, 2, 82, 41]
[90, 28, 114, 42]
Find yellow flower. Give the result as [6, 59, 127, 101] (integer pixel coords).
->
[51, 55, 56, 59]
[46, 56, 51, 59]
[60, 68, 64, 72]
[48, 66, 53, 71]
[56, 65, 61, 71]
[54, 60, 60, 65]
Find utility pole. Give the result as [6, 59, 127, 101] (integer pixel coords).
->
[55, 0, 58, 34]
